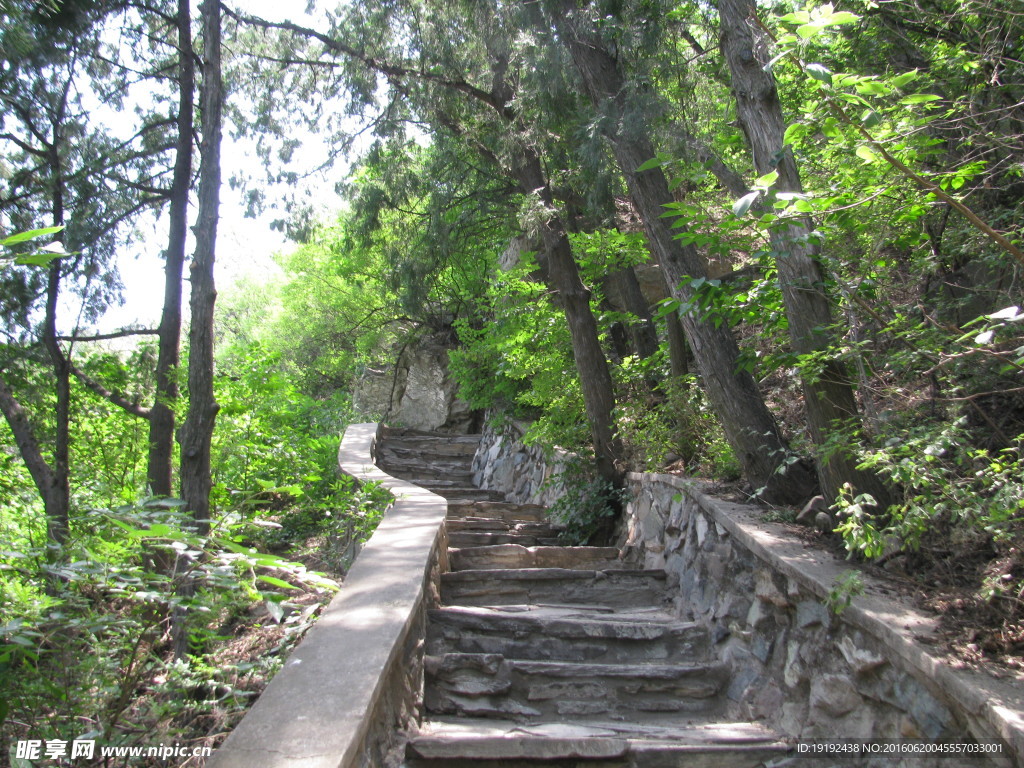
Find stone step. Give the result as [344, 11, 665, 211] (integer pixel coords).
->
[447, 531, 563, 548]
[441, 568, 669, 609]
[424, 654, 729, 721]
[433, 487, 508, 502]
[379, 434, 479, 457]
[376, 471, 477, 488]
[449, 544, 624, 572]
[406, 718, 789, 768]
[426, 605, 709, 663]
[377, 447, 474, 467]
[446, 518, 559, 536]
[446, 500, 549, 523]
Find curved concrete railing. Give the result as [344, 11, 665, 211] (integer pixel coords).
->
[209, 423, 449, 768]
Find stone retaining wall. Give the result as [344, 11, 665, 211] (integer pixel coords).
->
[472, 430, 1024, 767]
[208, 423, 447, 768]
[471, 419, 575, 507]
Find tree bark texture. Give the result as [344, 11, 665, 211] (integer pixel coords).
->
[554, 5, 818, 504]
[37, 98, 72, 548]
[509, 151, 624, 484]
[148, 0, 194, 498]
[718, 0, 891, 507]
[180, 0, 221, 534]
[606, 266, 659, 361]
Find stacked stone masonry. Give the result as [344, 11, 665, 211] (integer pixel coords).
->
[472, 425, 1024, 767]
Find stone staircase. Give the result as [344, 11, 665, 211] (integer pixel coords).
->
[376, 428, 789, 768]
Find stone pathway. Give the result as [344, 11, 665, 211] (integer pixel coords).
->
[377, 428, 789, 768]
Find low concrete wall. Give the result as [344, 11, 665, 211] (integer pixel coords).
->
[208, 423, 448, 768]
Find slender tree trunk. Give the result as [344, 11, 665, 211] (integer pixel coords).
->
[665, 311, 690, 380]
[718, 0, 891, 508]
[38, 106, 72, 548]
[148, 0, 194, 498]
[180, 0, 221, 535]
[173, 0, 221, 660]
[508, 152, 624, 484]
[607, 266, 659, 361]
[552, 5, 818, 504]
[0, 378, 65, 546]
[41, 259, 72, 548]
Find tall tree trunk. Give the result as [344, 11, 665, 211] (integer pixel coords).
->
[38, 104, 72, 549]
[148, 0, 194, 498]
[718, 0, 891, 508]
[174, 0, 221, 659]
[41, 259, 71, 548]
[509, 152, 624, 484]
[180, 0, 221, 535]
[552, 5, 818, 504]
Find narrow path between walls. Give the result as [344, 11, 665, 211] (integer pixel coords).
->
[379, 427, 789, 767]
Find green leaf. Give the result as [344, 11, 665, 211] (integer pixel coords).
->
[779, 10, 811, 24]
[753, 170, 779, 189]
[855, 145, 879, 163]
[257, 575, 298, 591]
[0, 226, 64, 246]
[891, 70, 920, 88]
[860, 109, 883, 128]
[806, 63, 833, 84]
[733, 191, 762, 217]
[797, 23, 827, 39]
[636, 153, 669, 172]
[900, 93, 941, 105]
[827, 11, 860, 24]
[783, 122, 810, 146]
[14, 252, 63, 266]
[855, 80, 891, 96]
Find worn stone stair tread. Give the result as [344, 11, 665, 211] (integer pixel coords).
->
[444, 567, 667, 581]
[427, 604, 704, 638]
[447, 532, 564, 548]
[447, 500, 549, 522]
[449, 544, 624, 571]
[375, 463, 472, 477]
[441, 568, 670, 609]
[425, 654, 730, 718]
[381, 474, 478, 488]
[446, 519, 558, 533]
[433, 603, 678, 621]
[480, 657, 727, 681]
[408, 717, 788, 762]
[427, 609, 710, 662]
[421, 487, 508, 501]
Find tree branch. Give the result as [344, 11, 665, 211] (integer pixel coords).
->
[67, 360, 152, 420]
[223, 5, 516, 120]
[58, 327, 160, 343]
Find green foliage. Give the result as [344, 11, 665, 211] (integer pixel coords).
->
[0, 333, 394, 755]
[835, 420, 1024, 558]
[0, 497, 346, 754]
[613, 353, 740, 478]
[450, 257, 590, 450]
[546, 461, 626, 546]
[825, 571, 864, 616]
